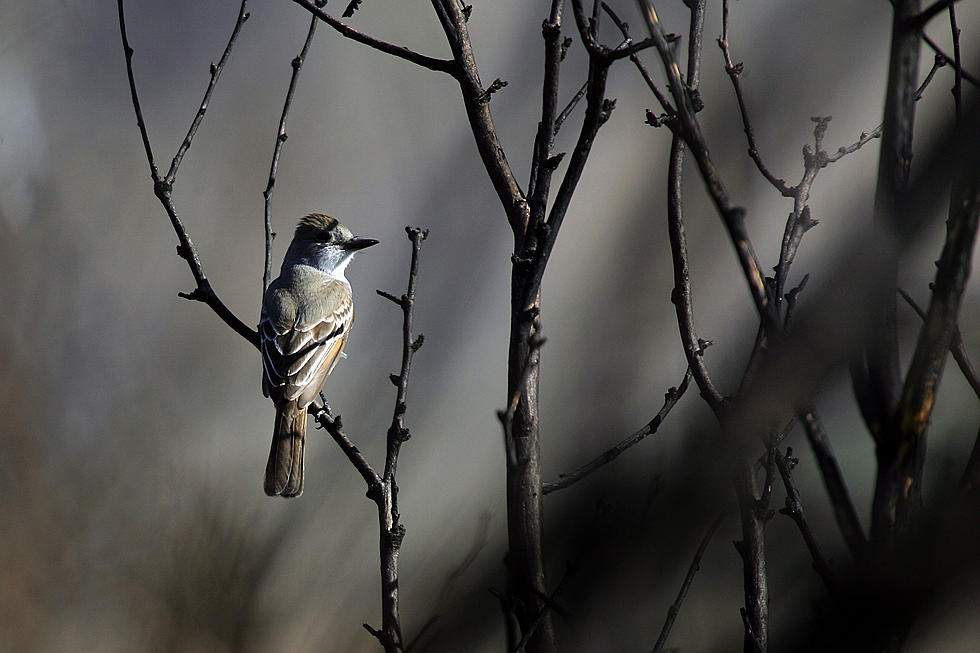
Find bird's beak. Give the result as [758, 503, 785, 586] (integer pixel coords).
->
[344, 237, 379, 251]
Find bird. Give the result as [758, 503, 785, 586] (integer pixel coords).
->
[260, 214, 378, 497]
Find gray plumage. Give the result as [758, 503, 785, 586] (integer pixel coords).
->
[260, 214, 376, 497]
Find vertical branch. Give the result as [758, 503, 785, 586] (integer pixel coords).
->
[734, 460, 768, 653]
[527, 0, 566, 238]
[429, 0, 530, 232]
[263, 7, 321, 291]
[635, 0, 776, 333]
[371, 226, 429, 652]
[867, 0, 923, 546]
[660, 0, 725, 412]
[889, 119, 980, 528]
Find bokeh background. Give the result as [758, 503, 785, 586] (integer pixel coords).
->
[2, 1, 979, 651]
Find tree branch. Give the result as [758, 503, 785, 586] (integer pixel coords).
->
[289, 0, 458, 76]
[885, 113, 980, 530]
[798, 410, 867, 562]
[898, 288, 980, 401]
[263, 7, 321, 291]
[717, 1, 793, 197]
[651, 514, 723, 653]
[774, 449, 842, 604]
[922, 32, 980, 87]
[430, 0, 529, 232]
[543, 368, 692, 494]
[636, 0, 776, 334]
[117, 0, 260, 348]
[313, 227, 428, 653]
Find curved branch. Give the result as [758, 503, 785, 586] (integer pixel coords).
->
[290, 0, 458, 76]
[543, 368, 692, 494]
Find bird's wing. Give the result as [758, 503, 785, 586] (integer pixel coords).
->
[261, 276, 353, 408]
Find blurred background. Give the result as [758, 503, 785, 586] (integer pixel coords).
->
[2, 1, 979, 651]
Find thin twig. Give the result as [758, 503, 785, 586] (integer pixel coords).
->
[774, 449, 842, 604]
[543, 368, 693, 494]
[382, 226, 428, 484]
[513, 565, 572, 653]
[117, 0, 159, 181]
[908, 0, 964, 29]
[798, 410, 867, 563]
[898, 288, 980, 401]
[263, 8, 321, 291]
[646, 0, 724, 411]
[651, 514, 723, 653]
[290, 0, 458, 77]
[429, 0, 529, 231]
[717, 1, 793, 197]
[825, 55, 942, 164]
[921, 33, 980, 87]
[374, 226, 429, 652]
[117, 0, 259, 348]
[949, 5, 963, 122]
[167, 1, 250, 184]
[311, 404, 381, 490]
[528, 1, 567, 237]
[636, 0, 776, 334]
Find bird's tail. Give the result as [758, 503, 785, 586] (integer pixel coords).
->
[265, 402, 306, 497]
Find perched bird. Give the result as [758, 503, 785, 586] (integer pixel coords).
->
[260, 214, 378, 497]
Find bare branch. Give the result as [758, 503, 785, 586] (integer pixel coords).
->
[527, 1, 567, 233]
[922, 32, 980, 87]
[636, 0, 775, 334]
[543, 368, 693, 494]
[885, 117, 980, 529]
[949, 5, 963, 122]
[799, 410, 867, 562]
[263, 9, 320, 291]
[899, 288, 980, 401]
[167, 1, 250, 185]
[908, 0, 964, 28]
[651, 514, 723, 653]
[383, 226, 428, 484]
[290, 0, 459, 76]
[717, 3, 793, 197]
[774, 449, 843, 603]
[117, 0, 159, 182]
[430, 0, 530, 232]
[311, 404, 381, 490]
[117, 0, 260, 348]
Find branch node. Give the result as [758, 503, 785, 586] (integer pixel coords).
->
[377, 289, 406, 306]
[462, 4, 472, 21]
[598, 98, 617, 126]
[560, 36, 574, 61]
[544, 152, 566, 170]
[411, 334, 425, 352]
[389, 524, 406, 547]
[342, 0, 362, 18]
[389, 373, 400, 387]
[478, 78, 508, 103]
[153, 179, 172, 199]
